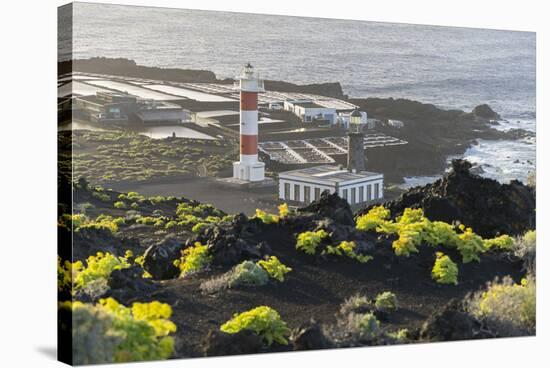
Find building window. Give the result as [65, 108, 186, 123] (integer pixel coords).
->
[294, 184, 300, 202]
[304, 186, 311, 204]
[351, 187, 356, 204]
[367, 185, 372, 201]
[314, 187, 321, 201]
[342, 189, 348, 201]
[374, 183, 380, 199]
[284, 183, 290, 201]
[359, 186, 364, 203]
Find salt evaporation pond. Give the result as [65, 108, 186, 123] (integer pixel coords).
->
[86, 80, 179, 100]
[58, 81, 111, 98]
[145, 85, 236, 102]
[195, 110, 239, 118]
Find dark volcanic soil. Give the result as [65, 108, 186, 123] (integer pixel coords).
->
[157, 232, 523, 358]
[60, 155, 535, 359]
[60, 159, 535, 358]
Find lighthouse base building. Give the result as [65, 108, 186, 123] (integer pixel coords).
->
[233, 160, 266, 182]
[278, 108, 384, 206]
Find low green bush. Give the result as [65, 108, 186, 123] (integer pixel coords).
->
[340, 294, 371, 316]
[357, 207, 512, 262]
[220, 306, 291, 346]
[387, 329, 409, 343]
[356, 206, 391, 232]
[484, 234, 515, 251]
[254, 209, 279, 224]
[343, 312, 381, 341]
[374, 291, 398, 312]
[191, 222, 209, 233]
[431, 252, 459, 285]
[78, 214, 125, 234]
[61, 297, 176, 364]
[92, 192, 111, 202]
[174, 242, 211, 277]
[296, 229, 328, 255]
[164, 220, 178, 230]
[325, 241, 373, 263]
[72, 252, 132, 290]
[114, 201, 127, 209]
[229, 261, 269, 287]
[466, 276, 535, 336]
[257, 256, 292, 282]
[514, 230, 536, 273]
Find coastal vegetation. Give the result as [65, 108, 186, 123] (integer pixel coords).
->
[59, 130, 237, 184]
[58, 160, 536, 363]
[61, 298, 176, 364]
[220, 306, 291, 346]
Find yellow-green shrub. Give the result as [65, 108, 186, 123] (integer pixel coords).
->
[431, 252, 458, 285]
[278, 203, 289, 218]
[73, 252, 131, 289]
[456, 226, 485, 263]
[58, 256, 74, 292]
[254, 209, 279, 224]
[78, 214, 125, 233]
[229, 261, 269, 287]
[174, 242, 211, 277]
[374, 291, 398, 312]
[356, 206, 391, 231]
[325, 241, 373, 263]
[257, 256, 292, 282]
[191, 222, 209, 233]
[466, 276, 535, 335]
[484, 234, 515, 251]
[356, 207, 510, 262]
[296, 230, 328, 255]
[220, 306, 291, 345]
[114, 201, 127, 209]
[62, 297, 176, 363]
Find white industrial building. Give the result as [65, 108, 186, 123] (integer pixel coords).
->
[278, 108, 384, 206]
[283, 100, 337, 124]
[278, 165, 384, 205]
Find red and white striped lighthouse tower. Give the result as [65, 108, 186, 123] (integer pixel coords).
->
[233, 63, 266, 182]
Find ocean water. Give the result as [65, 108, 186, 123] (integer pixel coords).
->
[59, 3, 536, 183]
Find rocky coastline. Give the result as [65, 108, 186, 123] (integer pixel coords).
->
[59, 58, 533, 184]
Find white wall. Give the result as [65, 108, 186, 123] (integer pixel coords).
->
[279, 179, 335, 202]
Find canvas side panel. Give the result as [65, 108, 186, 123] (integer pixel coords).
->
[57, 2, 74, 366]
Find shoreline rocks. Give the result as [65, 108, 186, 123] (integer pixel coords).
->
[359, 159, 536, 238]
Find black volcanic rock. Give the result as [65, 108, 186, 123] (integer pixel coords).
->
[203, 330, 263, 356]
[72, 227, 135, 261]
[264, 80, 345, 99]
[142, 237, 183, 280]
[359, 159, 536, 238]
[299, 191, 355, 226]
[419, 300, 491, 341]
[59, 57, 217, 83]
[193, 214, 271, 266]
[291, 320, 333, 350]
[472, 104, 500, 120]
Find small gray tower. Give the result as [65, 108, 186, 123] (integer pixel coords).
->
[347, 109, 366, 172]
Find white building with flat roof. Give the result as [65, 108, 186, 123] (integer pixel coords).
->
[283, 100, 337, 124]
[278, 165, 384, 206]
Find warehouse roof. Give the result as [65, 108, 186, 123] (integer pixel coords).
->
[279, 165, 383, 185]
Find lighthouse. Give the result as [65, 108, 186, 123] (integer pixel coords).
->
[347, 109, 367, 172]
[233, 63, 266, 182]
